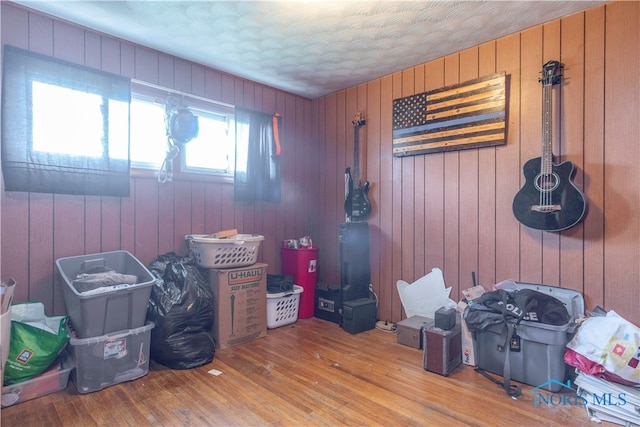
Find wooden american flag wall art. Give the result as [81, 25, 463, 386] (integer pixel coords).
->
[392, 72, 508, 156]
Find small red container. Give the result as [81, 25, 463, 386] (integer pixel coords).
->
[281, 247, 318, 319]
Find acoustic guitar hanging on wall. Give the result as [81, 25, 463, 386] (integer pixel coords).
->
[512, 60, 586, 231]
[344, 111, 371, 222]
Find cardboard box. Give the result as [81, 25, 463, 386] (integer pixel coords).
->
[456, 301, 477, 366]
[460, 313, 477, 366]
[210, 263, 267, 349]
[1, 308, 11, 377]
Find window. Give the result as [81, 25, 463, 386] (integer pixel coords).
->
[1, 45, 131, 197]
[2, 44, 241, 197]
[129, 83, 235, 178]
[32, 82, 128, 158]
[129, 94, 167, 168]
[182, 108, 235, 175]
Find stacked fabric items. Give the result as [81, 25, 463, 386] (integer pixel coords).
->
[574, 372, 639, 426]
[72, 266, 137, 294]
[564, 309, 640, 426]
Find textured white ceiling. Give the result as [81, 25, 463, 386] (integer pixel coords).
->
[14, 1, 605, 99]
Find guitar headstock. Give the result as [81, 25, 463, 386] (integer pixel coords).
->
[539, 60, 562, 87]
[353, 111, 366, 127]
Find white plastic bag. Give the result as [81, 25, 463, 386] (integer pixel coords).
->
[566, 310, 640, 384]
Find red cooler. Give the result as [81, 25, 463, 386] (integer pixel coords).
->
[281, 247, 318, 318]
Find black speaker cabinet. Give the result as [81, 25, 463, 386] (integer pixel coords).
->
[339, 222, 370, 302]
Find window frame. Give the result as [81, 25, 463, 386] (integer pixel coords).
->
[129, 80, 236, 183]
[179, 107, 235, 177]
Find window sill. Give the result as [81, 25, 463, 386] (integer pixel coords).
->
[130, 167, 233, 185]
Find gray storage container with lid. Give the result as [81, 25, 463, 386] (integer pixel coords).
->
[473, 282, 584, 392]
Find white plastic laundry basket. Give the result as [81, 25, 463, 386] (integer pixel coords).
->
[267, 285, 303, 329]
[187, 234, 264, 269]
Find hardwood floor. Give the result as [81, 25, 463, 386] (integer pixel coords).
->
[2, 317, 590, 426]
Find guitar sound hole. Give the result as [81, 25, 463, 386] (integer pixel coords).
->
[534, 173, 560, 192]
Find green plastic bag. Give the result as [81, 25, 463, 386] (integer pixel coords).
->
[3, 302, 69, 385]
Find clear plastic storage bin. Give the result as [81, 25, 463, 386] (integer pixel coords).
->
[68, 321, 153, 394]
[1, 350, 73, 407]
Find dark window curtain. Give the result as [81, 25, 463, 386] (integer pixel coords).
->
[234, 108, 281, 202]
[1, 45, 131, 197]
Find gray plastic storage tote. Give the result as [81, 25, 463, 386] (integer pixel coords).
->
[56, 250, 155, 338]
[472, 282, 584, 393]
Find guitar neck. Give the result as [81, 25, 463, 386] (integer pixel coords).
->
[540, 60, 560, 175]
[541, 82, 553, 175]
[354, 126, 360, 181]
[353, 114, 365, 183]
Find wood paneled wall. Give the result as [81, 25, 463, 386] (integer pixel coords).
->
[0, 3, 315, 315]
[1, 2, 638, 327]
[312, 2, 639, 326]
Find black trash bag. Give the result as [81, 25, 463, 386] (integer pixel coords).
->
[147, 252, 215, 369]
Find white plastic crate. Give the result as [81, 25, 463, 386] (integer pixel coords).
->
[187, 234, 264, 269]
[267, 285, 303, 329]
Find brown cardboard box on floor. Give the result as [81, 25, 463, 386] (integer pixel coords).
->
[209, 263, 267, 349]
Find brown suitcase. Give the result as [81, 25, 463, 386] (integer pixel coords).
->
[422, 323, 462, 376]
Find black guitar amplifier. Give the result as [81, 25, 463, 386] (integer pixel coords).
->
[314, 284, 342, 324]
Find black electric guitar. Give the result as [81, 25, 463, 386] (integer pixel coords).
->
[512, 60, 586, 231]
[344, 112, 371, 221]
